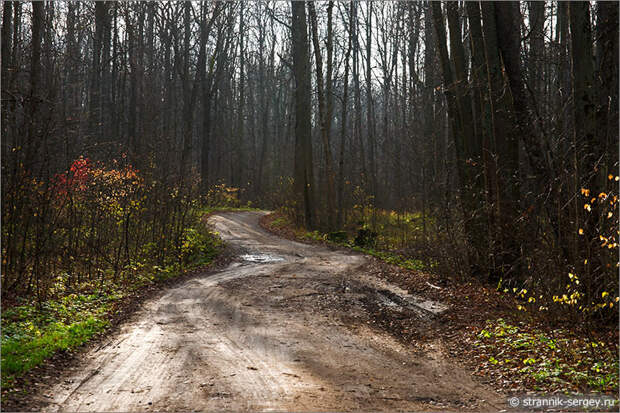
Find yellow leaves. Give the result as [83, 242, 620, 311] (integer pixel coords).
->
[581, 188, 590, 196]
[567, 272, 580, 285]
[608, 174, 614, 180]
[584, 204, 591, 212]
[578, 228, 584, 235]
[598, 192, 608, 199]
[601, 291, 609, 299]
[528, 297, 536, 303]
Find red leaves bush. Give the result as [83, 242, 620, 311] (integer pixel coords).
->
[2, 156, 200, 303]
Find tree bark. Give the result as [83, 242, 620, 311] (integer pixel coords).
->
[594, 2, 619, 183]
[291, 1, 315, 229]
[337, 2, 353, 228]
[480, 2, 521, 279]
[308, 1, 336, 230]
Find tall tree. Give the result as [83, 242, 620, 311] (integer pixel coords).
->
[291, 1, 315, 229]
[433, 2, 486, 274]
[90, 1, 111, 142]
[308, 1, 336, 230]
[337, 2, 353, 228]
[594, 2, 619, 183]
[1, 1, 13, 160]
[479, 2, 521, 279]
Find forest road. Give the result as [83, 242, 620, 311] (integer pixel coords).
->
[42, 211, 504, 412]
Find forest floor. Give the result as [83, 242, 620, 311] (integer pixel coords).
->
[13, 211, 506, 412]
[261, 212, 619, 399]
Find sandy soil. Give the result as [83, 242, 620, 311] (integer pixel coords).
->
[37, 211, 504, 412]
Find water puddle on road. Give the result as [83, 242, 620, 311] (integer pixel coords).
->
[239, 253, 285, 264]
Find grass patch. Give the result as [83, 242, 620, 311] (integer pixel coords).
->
[302, 220, 427, 271]
[1, 292, 118, 387]
[201, 205, 261, 216]
[265, 212, 428, 271]
[351, 247, 426, 271]
[474, 318, 618, 393]
[1, 212, 223, 391]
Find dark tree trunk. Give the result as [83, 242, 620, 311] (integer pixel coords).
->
[291, 1, 315, 229]
[308, 1, 336, 230]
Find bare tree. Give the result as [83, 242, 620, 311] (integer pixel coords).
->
[291, 1, 315, 229]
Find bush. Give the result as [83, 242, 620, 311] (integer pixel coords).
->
[327, 231, 348, 244]
[1, 157, 212, 303]
[354, 228, 378, 248]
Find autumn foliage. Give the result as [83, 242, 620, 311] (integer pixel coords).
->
[1, 157, 210, 304]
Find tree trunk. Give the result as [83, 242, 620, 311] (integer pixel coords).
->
[308, 1, 336, 230]
[568, 1, 600, 299]
[352, 1, 366, 184]
[234, 3, 245, 190]
[365, 1, 377, 201]
[466, 1, 495, 276]
[433, 2, 486, 275]
[1, 1, 13, 159]
[594, 2, 619, 183]
[337, 2, 353, 228]
[480, 2, 521, 280]
[291, 1, 315, 229]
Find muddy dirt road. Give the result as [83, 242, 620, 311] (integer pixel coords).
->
[41, 211, 503, 411]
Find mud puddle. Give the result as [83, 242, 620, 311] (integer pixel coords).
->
[239, 253, 285, 263]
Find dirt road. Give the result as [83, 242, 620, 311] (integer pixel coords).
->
[41, 211, 503, 411]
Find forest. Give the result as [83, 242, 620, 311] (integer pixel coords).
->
[1, 1, 618, 410]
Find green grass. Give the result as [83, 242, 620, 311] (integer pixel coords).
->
[200, 205, 261, 215]
[278, 216, 429, 271]
[351, 246, 427, 271]
[1, 294, 114, 388]
[1, 215, 223, 391]
[270, 216, 289, 229]
[351, 209, 435, 251]
[475, 318, 619, 393]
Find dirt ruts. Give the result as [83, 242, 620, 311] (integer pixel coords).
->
[33, 211, 503, 412]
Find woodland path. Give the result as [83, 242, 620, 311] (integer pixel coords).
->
[40, 211, 503, 412]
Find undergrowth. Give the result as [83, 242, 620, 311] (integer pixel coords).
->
[1, 206, 229, 391]
[264, 210, 619, 395]
[270, 212, 427, 271]
[473, 318, 618, 394]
